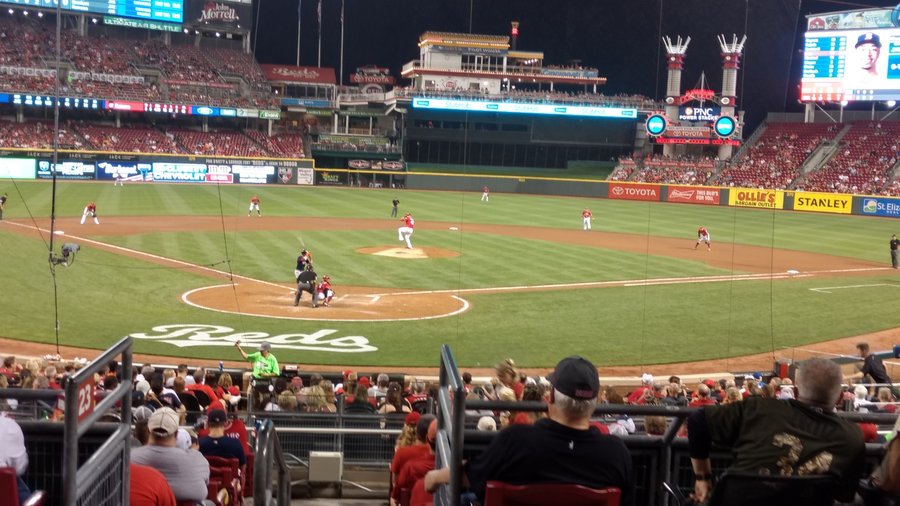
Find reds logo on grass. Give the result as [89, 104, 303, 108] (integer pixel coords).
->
[130, 324, 377, 353]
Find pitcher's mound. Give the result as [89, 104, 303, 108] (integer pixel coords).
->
[358, 245, 460, 259]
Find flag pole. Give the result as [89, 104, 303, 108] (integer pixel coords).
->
[317, 0, 322, 67]
[339, 0, 345, 84]
[296, 0, 302, 66]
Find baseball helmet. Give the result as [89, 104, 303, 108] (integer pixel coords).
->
[301, 249, 308, 255]
[323, 275, 331, 282]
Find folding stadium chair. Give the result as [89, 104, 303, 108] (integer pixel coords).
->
[705, 472, 836, 506]
[205, 456, 243, 506]
[483, 481, 621, 506]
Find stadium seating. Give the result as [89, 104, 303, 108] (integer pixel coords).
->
[800, 121, 900, 195]
[715, 122, 837, 189]
[243, 130, 304, 158]
[74, 123, 182, 153]
[0, 120, 82, 149]
[169, 129, 268, 157]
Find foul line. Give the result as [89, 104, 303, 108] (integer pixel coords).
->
[810, 283, 900, 294]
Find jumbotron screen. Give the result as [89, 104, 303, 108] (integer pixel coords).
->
[0, 0, 183, 23]
[802, 7, 900, 102]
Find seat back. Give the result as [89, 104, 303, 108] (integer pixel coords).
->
[0, 467, 20, 505]
[707, 472, 837, 506]
[193, 390, 212, 408]
[177, 392, 203, 424]
[483, 481, 621, 506]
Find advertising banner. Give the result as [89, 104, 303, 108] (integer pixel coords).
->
[728, 189, 785, 209]
[184, 0, 252, 28]
[152, 162, 208, 183]
[205, 164, 234, 183]
[317, 170, 345, 186]
[0, 158, 35, 178]
[231, 164, 275, 184]
[96, 160, 152, 181]
[861, 196, 900, 218]
[667, 186, 721, 205]
[677, 106, 721, 122]
[260, 65, 336, 85]
[296, 167, 314, 186]
[793, 192, 852, 214]
[37, 161, 96, 180]
[608, 183, 660, 202]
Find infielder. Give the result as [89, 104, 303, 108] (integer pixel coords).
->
[582, 208, 593, 230]
[248, 195, 261, 217]
[694, 226, 711, 251]
[81, 201, 99, 225]
[398, 212, 415, 249]
[316, 275, 335, 306]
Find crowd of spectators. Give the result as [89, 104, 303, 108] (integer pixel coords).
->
[713, 122, 838, 189]
[798, 121, 900, 195]
[0, 120, 81, 149]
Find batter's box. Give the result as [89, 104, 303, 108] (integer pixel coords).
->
[339, 294, 382, 304]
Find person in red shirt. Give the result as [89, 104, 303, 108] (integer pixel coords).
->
[398, 212, 415, 249]
[186, 368, 219, 407]
[689, 383, 717, 407]
[694, 226, 711, 251]
[248, 195, 261, 217]
[582, 208, 593, 230]
[316, 275, 335, 306]
[81, 201, 99, 225]
[129, 463, 177, 506]
[390, 414, 433, 505]
[481, 186, 490, 202]
[392, 418, 437, 506]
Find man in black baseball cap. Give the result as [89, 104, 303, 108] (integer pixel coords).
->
[426, 355, 634, 505]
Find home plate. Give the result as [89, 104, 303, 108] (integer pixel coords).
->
[449, 227, 459, 231]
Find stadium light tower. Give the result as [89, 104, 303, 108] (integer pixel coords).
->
[661, 35, 690, 157]
[717, 34, 746, 160]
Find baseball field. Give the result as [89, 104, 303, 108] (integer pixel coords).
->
[1, 179, 899, 372]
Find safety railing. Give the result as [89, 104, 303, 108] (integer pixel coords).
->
[62, 335, 133, 506]
[253, 418, 291, 506]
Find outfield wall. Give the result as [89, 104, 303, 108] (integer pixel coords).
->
[2, 149, 898, 219]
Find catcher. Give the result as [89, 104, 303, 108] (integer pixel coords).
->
[316, 275, 335, 307]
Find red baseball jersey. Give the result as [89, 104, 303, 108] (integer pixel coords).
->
[250, 196, 260, 204]
[402, 215, 415, 228]
[483, 186, 489, 192]
[698, 227, 708, 237]
[87, 203, 96, 213]
[583, 209, 592, 219]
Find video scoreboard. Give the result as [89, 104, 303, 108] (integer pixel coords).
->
[0, 0, 183, 23]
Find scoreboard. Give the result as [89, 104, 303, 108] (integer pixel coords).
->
[0, 0, 183, 23]
[801, 27, 900, 102]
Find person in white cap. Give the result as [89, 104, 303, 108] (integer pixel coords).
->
[131, 407, 210, 503]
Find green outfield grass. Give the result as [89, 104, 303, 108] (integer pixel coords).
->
[1, 180, 898, 368]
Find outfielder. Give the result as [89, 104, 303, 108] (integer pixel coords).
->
[81, 201, 99, 225]
[316, 275, 335, 306]
[398, 212, 415, 249]
[481, 186, 490, 202]
[248, 195, 261, 217]
[582, 208, 593, 230]
[694, 226, 711, 251]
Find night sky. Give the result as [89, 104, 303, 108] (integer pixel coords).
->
[253, 0, 891, 132]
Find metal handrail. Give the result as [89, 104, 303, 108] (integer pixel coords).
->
[437, 344, 466, 506]
[254, 418, 291, 506]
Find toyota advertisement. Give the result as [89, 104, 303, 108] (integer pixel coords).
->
[608, 183, 660, 201]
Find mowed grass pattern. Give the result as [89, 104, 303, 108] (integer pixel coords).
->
[1, 180, 898, 368]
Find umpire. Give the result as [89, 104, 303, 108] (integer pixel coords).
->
[295, 268, 318, 308]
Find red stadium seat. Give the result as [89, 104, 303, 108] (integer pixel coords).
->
[0, 467, 47, 506]
[483, 481, 621, 506]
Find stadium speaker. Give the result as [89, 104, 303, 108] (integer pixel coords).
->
[665, 96, 675, 105]
[720, 97, 731, 105]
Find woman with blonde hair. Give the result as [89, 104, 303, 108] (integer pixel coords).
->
[494, 358, 521, 401]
